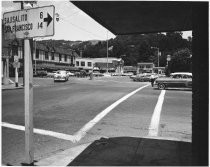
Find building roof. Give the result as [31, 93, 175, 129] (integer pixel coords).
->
[72, 1, 192, 35]
[95, 62, 115, 70]
[93, 57, 122, 63]
[137, 62, 154, 65]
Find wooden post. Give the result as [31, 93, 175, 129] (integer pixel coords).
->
[3, 59, 9, 85]
[15, 67, 18, 87]
[24, 39, 34, 164]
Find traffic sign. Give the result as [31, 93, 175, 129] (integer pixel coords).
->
[167, 55, 171, 61]
[14, 55, 19, 62]
[3, 5, 55, 39]
[13, 62, 20, 68]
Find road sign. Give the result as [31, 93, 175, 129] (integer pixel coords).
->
[14, 55, 19, 62]
[3, 5, 55, 39]
[13, 62, 20, 68]
[167, 55, 171, 61]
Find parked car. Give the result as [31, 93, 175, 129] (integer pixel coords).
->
[47, 71, 57, 78]
[93, 71, 104, 77]
[112, 73, 122, 76]
[154, 72, 192, 89]
[132, 73, 152, 82]
[67, 71, 75, 77]
[130, 75, 137, 79]
[54, 70, 69, 82]
[34, 70, 48, 77]
[122, 72, 133, 76]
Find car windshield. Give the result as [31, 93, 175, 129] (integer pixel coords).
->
[56, 71, 66, 74]
[170, 74, 192, 79]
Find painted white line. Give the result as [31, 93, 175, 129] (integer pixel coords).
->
[148, 90, 166, 136]
[73, 84, 150, 142]
[2, 84, 149, 143]
[2, 122, 76, 142]
[96, 79, 134, 84]
[143, 135, 191, 143]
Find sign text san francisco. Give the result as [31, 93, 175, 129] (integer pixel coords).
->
[4, 23, 33, 33]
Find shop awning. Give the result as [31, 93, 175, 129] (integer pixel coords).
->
[71, 1, 192, 35]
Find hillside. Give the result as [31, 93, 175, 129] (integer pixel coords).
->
[39, 32, 192, 72]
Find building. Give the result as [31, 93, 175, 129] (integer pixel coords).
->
[75, 58, 94, 71]
[153, 67, 165, 74]
[137, 62, 155, 74]
[75, 57, 124, 73]
[123, 66, 137, 74]
[2, 40, 79, 78]
[33, 42, 78, 72]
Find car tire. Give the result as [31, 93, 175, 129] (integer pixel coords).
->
[158, 83, 166, 90]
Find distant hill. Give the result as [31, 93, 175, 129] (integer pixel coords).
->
[40, 39, 102, 48]
[38, 32, 191, 67]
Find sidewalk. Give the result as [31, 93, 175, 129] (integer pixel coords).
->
[35, 137, 192, 166]
[2, 83, 23, 90]
[2, 78, 23, 90]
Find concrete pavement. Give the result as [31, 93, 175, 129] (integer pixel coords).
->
[2, 83, 23, 90]
[36, 136, 192, 166]
[2, 77, 192, 166]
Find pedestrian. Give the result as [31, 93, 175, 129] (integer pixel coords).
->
[150, 74, 155, 87]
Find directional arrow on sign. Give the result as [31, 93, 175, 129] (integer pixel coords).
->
[44, 13, 52, 27]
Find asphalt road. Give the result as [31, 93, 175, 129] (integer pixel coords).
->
[2, 76, 192, 165]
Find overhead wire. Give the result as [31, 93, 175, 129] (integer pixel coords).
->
[59, 15, 106, 40]
[35, 2, 108, 40]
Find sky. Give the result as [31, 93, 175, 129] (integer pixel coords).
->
[1, 0, 192, 41]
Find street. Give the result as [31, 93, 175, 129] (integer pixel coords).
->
[2, 76, 192, 165]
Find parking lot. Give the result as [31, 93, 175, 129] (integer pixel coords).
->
[2, 76, 192, 165]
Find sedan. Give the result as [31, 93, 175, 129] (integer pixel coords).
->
[54, 70, 69, 82]
[154, 72, 192, 89]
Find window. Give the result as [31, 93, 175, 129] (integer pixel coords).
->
[51, 53, 54, 60]
[45, 51, 49, 60]
[76, 61, 79, 66]
[36, 49, 39, 59]
[183, 75, 192, 79]
[71, 57, 74, 64]
[88, 62, 92, 67]
[64, 55, 67, 62]
[81, 61, 85, 66]
[59, 54, 62, 61]
[173, 74, 182, 79]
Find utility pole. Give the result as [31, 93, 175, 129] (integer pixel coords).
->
[106, 31, 109, 73]
[151, 46, 160, 67]
[13, 1, 24, 85]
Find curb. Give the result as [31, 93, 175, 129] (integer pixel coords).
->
[2, 86, 24, 90]
[35, 142, 91, 166]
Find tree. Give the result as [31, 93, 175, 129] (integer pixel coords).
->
[170, 48, 191, 72]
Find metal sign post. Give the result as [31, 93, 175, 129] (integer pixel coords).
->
[3, 5, 55, 165]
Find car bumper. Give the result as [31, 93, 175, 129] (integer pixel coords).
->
[54, 77, 66, 81]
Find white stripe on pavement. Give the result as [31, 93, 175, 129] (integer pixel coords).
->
[96, 79, 134, 84]
[2, 84, 149, 143]
[148, 90, 166, 136]
[73, 84, 150, 142]
[2, 122, 77, 142]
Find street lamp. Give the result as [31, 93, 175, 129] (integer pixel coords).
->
[151, 47, 161, 67]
